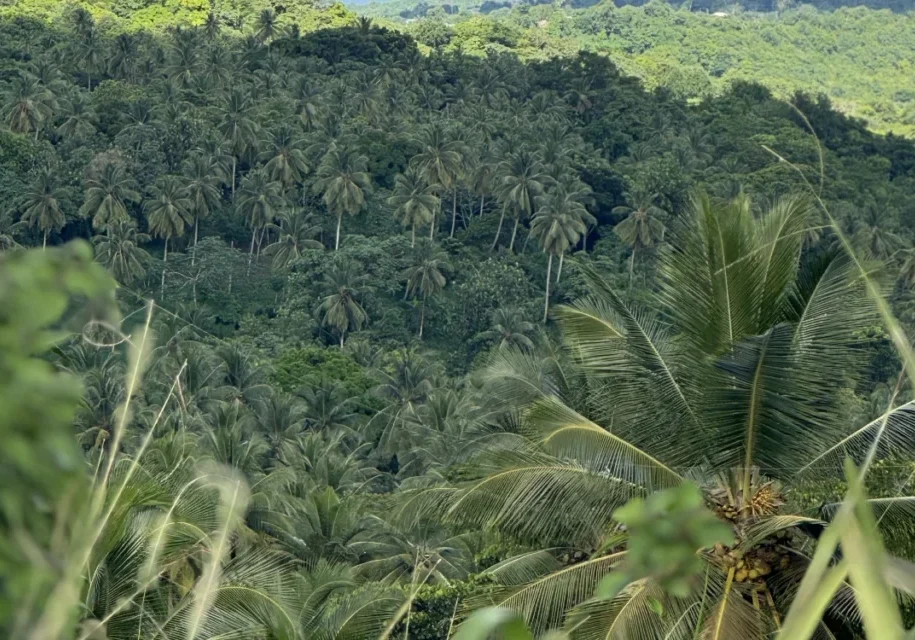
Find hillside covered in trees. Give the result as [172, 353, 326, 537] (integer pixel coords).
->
[5, 2, 915, 638]
[362, 0, 915, 137]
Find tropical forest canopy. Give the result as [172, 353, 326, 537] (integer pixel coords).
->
[361, 0, 915, 137]
[4, 1, 915, 638]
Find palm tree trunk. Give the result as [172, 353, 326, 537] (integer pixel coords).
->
[509, 216, 520, 253]
[340, 331, 345, 348]
[419, 293, 426, 339]
[335, 212, 342, 251]
[231, 156, 237, 196]
[450, 190, 458, 238]
[480, 194, 485, 216]
[42, 230, 47, 250]
[191, 216, 199, 267]
[411, 224, 416, 248]
[543, 253, 553, 323]
[161, 237, 168, 301]
[248, 228, 256, 276]
[628, 247, 636, 291]
[491, 205, 506, 251]
[256, 225, 267, 258]
[557, 252, 564, 284]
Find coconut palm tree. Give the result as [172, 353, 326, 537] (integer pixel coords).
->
[92, 219, 150, 284]
[402, 240, 452, 339]
[80, 163, 140, 230]
[317, 262, 371, 347]
[898, 246, 915, 289]
[283, 486, 370, 564]
[401, 388, 491, 474]
[4, 75, 56, 137]
[166, 35, 200, 89]
[181, 154, 221, 265]
[254, 393, 307, 465]
[215, 344, 271, 406]
[426, 193, 908, 638]
[297, 379, 360, 433]
[218, 89, 259, 195]
[204, 11, 221, 39]
[265, 209, 323, 269]
[549, 181, 595, 283]
[255, 9, 278, 45]
[259, 124, 310, 190]
[0, 211, 24, 251]
[387, 168, 439, 246]
[613, 189, 667, 289]
[200, 44, 234, 91]
[496, 149, 553, 253]
[531, 183, 595, 322]
[235, 169, 285, 272]
[74, 26, 104, 90]
[352, 517, 477, 584]
[292, 432, 380, 493]
[469, 154, 495, 220]
[366, 348, 440, 452]
[56, 91, 97, 139]
[18, 168, 66, 249]
[474, 307, 536, 351]
[853, 196, 904, 260]
[313, 144, 372, 251]
[291, 77, 323, 132]
[107, 33, 138, 80]
[144, 175, 192, 299]
[410, 123, 464, 239]
[199, 137, 233, 189]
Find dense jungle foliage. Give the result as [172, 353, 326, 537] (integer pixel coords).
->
[5, 2, 915, 638]
[363, 1, 915, 137]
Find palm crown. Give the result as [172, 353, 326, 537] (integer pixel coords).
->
[407, 193, 914, 638]
[81, 163, 140, 230]
[18, 167, 66, 247]
[313, 144, 372, 251]
[387, 168, 440, 246]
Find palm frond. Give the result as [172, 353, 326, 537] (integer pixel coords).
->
[738, 515, 825, 552]
[570, 263, 703, 463]
[308, 585, 403, 640]
[797, 402, 915, 477]
[566, 578, 703, 640]
[709, 323, 836, 478]
[483, 550, 565, 584]
[700, 582, 769, 640]
[756, 194, 813, 329]
[526, 396, 684, 490]
[447, 450, 634, 544]
[468, 553, 625, 633]
[478, 347, 567, 412]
